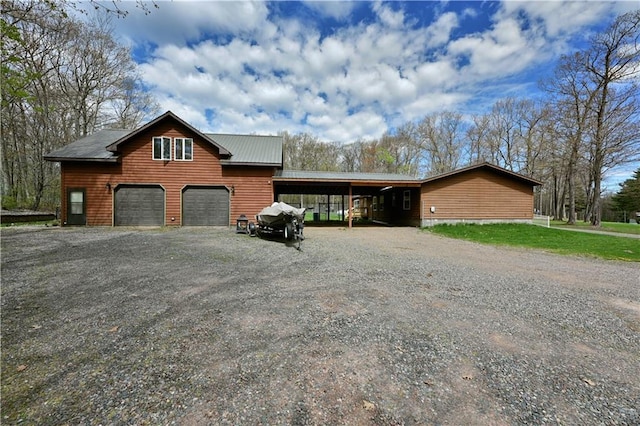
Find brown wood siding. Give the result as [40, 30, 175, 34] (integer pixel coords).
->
[222, 166, 276, 222]
[420, 169, 533, 220]
[61, 162, 122, 225]
[59, 120, 276, 226]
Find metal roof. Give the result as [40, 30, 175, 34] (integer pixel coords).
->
[275, 170, 421, 182]
[210, 134, 283, 166]
[421, 162, 542, 186]
[44, 125, 283, 166]
[44, 129, 130, 162]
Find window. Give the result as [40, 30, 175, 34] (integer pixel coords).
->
[70, 191, 83, 214]
[153, 137, 171, 160]
[373, 196, 377, 211]
[175, 138, 193, 161]
[379, 195, 384, 212]
[403, 190, 411, 210]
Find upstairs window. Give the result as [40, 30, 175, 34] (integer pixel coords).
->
[153, 136, 171, 160]
[174, 138, 193, 161]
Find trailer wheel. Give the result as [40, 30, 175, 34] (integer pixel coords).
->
[284, 223, 294, 240]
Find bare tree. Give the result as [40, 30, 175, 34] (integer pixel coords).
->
[466, 113, 491, 165]
[282, 132, 340, 172]
[1, 0, 158, 210]
[544, 52, 599, 224]
[415, 111, 464, 176]
[583, 10, 640, 226]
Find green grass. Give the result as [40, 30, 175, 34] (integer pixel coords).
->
[427, 223, 640, 261]
[550, 220, 640, 235]
[304, 212, 348, 221]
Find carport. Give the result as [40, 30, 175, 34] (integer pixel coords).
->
[272, 170, 423, 228]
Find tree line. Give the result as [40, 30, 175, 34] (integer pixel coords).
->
[284, 10, 640, 226]
[1, 0, 159, 211]
[2, 3, 638, 226]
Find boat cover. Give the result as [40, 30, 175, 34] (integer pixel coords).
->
[257, 202, 305, 225]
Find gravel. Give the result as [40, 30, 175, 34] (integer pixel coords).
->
[1, 225, 639, 425]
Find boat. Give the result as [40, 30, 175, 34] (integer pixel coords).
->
[255, 202, 305, 243]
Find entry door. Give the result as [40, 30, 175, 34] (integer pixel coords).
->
[67, 188, 86, 225]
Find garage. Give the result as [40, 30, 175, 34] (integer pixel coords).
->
[182, 186, 229, 226]
[114, 184, 165, 226]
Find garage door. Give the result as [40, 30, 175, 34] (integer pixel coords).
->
[182, 186, 229, 226]
[114, 185, 165, 226]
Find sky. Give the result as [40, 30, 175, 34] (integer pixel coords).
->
[97, 0, 638, 186]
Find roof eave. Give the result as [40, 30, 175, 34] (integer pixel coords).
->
[220, 161, 281, 167]
[44, 156, 120, 163]
[272, 177, 422, 186]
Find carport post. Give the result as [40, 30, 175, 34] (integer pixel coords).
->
[348, 184, 353, 229]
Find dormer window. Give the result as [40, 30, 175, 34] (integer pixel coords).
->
[153, 136, 171, 160]
[175, 138, 193, 161]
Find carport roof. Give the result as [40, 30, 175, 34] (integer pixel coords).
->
[275, 170, 421, 183]
[273, 170, 422, 196]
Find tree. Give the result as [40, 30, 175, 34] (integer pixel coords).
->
[1, 0, 158, 210]
[612, 168, 640, 220]
[415, 111, 464, 176]
[583, 10, 640, 226]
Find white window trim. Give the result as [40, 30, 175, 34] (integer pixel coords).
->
[153, 136, 171, 160]
[174, 138, 193, 161]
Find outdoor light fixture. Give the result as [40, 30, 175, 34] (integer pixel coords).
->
[105, 182, 111, 190]
[230, 185, 235, 195]
[236, 214, 249, 234]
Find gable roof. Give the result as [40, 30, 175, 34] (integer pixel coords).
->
[44, 129, 130, 162]
[211, 134, 282, 166]
[421, 162, 542, 186]
[105, 111, 230, 157]
[44, 111, 283, 166]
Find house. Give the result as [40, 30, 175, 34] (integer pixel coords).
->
[419, 163, 542, 226]
[45, 111, 280, 226]
[45, 111, 541, 227]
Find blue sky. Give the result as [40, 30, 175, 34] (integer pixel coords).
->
[98, 0, 638, 186]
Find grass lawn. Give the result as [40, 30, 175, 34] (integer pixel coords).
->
[427, 223, 640, 262]
[550, 220, 640, 235]
[304, 212, 348, 222]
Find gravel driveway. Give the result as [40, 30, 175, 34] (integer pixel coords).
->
[1, 226, 639, 425]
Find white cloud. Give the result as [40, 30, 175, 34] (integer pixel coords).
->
[121, 1, 624, 143]
[424, 11, 459, 48]
[501, 1, 611, 38]
[302, 1, 357, 21]
[113, 1, 271, 45]
[372, 1, 406, 29]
